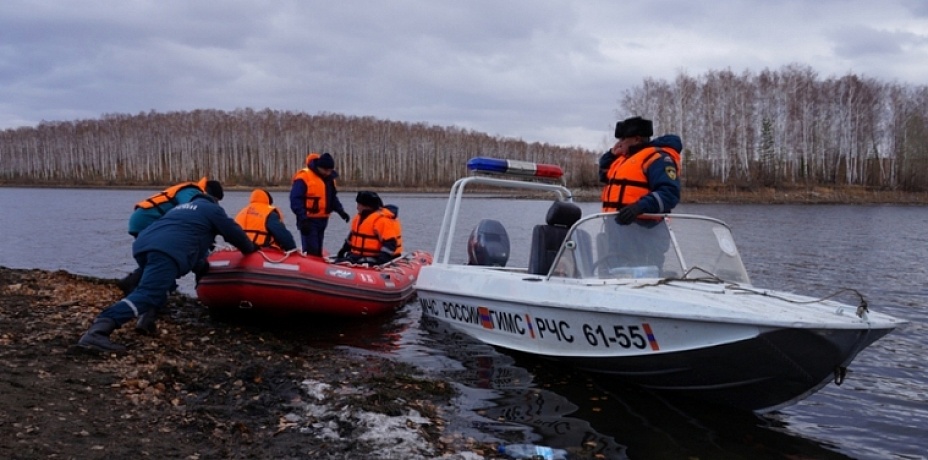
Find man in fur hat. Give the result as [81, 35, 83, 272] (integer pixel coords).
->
[599, 116, 683, 270]
[599, 116, 683, 221]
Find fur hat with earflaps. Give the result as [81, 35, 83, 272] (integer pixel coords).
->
[615, 116, 653, 139]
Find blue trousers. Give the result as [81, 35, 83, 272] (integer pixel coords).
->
[300, 217, 330, 256]
[99, 251, 180, 326]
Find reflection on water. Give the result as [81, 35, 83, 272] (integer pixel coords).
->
[1, 188, 925, 459]
[417, 314, 629, 459]
[416, 313, 858, 460]
[207, 307, 412, 354]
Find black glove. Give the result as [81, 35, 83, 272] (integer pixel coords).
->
[598, 151, 617, 169]
[598, 151, 617, 183]
[192, 259, 210, 284]
[616, 204, 643, 225]
[298, 219, 312, 233]
[337, 210, 350, 222]
[336, 243, 349, 259]
[241, 241, 258, 255]
[373, 252, 393, 265]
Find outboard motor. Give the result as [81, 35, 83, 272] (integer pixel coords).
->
[467, 219, 510, 266]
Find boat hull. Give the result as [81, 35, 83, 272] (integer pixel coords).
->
[416, 266, 902, 413]
[417, 168, 907, 413]
[563, 326, 891, 412]
[197, 248, 432, 317]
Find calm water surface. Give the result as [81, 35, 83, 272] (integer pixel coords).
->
[1, 187, 925, 459]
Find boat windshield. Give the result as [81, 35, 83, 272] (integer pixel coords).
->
[549, 214, 751, 284]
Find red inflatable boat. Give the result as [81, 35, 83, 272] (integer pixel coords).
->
[196, 247, 432, 317]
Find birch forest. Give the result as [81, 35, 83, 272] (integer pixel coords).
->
[2, 65, 927, 191]
[0, 109, 597, 188]
[623, 65, 928, 191]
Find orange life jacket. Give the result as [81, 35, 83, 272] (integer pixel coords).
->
[346, 209, 397, 258]
[235, 189, 285, 248]
[601, 147, 681, 212]
[381, 208, 403, 256]
[135, 177, 208, 214]
[292, 167, 329, 218]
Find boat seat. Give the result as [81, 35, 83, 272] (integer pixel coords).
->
[467, 219, 510, 267]
[528, 201, 582, 275]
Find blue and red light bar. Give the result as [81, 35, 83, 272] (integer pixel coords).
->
[466, 157, 563, 179]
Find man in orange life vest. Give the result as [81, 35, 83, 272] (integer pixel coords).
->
[335, 191, 402, 265]
[128, 177, 214, 237]
[289, 152, 350, 256]
[599, 116, 682, 268]
[235, 188, 297, 251]
[382, 204, 403, 256]
[117, 178, 225, 335]
[78, 186, 257, 353]
[121, 178, 221, 287]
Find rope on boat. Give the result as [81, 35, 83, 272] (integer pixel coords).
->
[210, 244, 301, 263]
[734, 286, 870, 318]
[328, 252, 423, 273]
[641, 267, 729, 288]
[655, 266, 871, 319]
[213, 244, 426, 275]
[256, 249, 301, 263]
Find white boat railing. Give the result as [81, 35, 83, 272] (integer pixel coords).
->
[550, 213, 751, 284]
[433, 168, 750, 285]
[434, 175, 573, 265]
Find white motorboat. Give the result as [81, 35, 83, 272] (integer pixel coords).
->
[415, 157, 908, 413]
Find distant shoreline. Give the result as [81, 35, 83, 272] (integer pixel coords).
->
[2, 182, 926, 205]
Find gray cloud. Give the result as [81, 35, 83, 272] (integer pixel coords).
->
[831, 26, 906, 58]
[1, 0, 925, 151]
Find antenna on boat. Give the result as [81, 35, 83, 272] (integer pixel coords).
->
[466, 157, 565, 185]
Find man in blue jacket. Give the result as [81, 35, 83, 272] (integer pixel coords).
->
[289, 152, 350, 256]
[117, 179, 225, 297]
[598, 116, 683, 271]
[78, 186, 257, 353]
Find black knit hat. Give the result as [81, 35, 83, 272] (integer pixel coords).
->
[205, 180, 224, 201]
[615, 116, 653, 139]
[316, 152, 335, 169]
[355, 191, 383, 209]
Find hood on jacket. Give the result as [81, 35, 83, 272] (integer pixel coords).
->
[249, 188, 273, 205]
[652, 134, 683, 152]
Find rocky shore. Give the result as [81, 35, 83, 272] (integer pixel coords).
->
[0, 267, 501, 460]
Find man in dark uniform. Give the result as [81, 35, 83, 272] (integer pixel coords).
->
[289, 152, 350, 256]
[336, 191, 401, 265]
[599, 116, 683, 271]
[117, 179, 225, 296]
[78, 185, 257, 353]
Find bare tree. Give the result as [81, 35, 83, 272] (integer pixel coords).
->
[3, 68, 927, 192]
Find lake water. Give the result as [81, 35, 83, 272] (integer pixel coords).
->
[1, 187, 925, 459]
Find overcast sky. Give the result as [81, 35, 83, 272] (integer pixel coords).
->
[2, 0, 926, 152]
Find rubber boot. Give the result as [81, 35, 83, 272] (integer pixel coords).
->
[134, 309, 158, 335]
[77, 318, 127, 353]
[116, 269, 142, 296]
